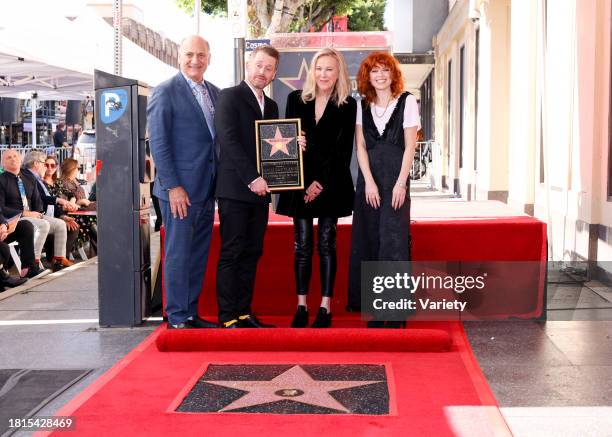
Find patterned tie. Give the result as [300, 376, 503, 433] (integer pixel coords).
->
[17, 175, 29, 211]
[194, 83, 216, 139]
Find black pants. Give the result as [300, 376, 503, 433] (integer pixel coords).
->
[0, 241, 10, 268]
[293, 217, 337, 297]
[216, 198, 268, 323]
[5, 220, 35, 269]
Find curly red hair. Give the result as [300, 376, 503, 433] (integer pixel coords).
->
[357, 51, 405, 106]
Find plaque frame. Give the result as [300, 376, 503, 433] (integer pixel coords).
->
[255, 118, 304, 191]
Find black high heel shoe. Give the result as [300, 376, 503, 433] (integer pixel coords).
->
[367, 320, 385, 328]
[311, 307, 332, 328]
[291, 305, 309, 328]
[384, 321, 407, 329]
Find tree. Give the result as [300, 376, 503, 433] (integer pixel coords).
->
[176, 0, 386, 37]
[175, 0, 226, 16]
[346, 0, 386, 32]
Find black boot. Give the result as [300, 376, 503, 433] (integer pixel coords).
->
[291, 305, 309, 328]
[311, 307, 332, 328]
[367, 320, 385, 328]
[384, 321, 407, 329]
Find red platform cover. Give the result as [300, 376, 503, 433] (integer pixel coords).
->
[160, 210, 546, 321]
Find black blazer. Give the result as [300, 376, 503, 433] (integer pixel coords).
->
[0, 170, 43, 217]
[214, 81, 279, 204]
[20, 169, 66, 218]
[276, 90, 356, 218]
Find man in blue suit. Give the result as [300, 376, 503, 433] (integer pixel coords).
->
[147, 35, 219, 329]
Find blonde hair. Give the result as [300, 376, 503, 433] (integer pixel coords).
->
[301, 48, 351, 106]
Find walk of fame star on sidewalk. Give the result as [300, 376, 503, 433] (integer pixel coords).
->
[263, 127, 294, 157]
[206, 365, 382, 413]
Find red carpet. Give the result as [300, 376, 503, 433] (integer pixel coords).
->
[156, 327, 452, 352]
[42, 203, 540, 435]
[42, 322, 511, 437]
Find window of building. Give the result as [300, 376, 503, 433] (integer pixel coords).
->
[474, 27, 480, 171]
[539, 0, 547, 184]
[447, 58, 452, 167]
[459, 45, 465, 169]
[608, 0, 612, 199]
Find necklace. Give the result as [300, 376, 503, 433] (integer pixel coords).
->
[373, 96, 392, 118]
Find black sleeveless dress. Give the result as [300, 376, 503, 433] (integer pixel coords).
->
[347, 92, 412, 309]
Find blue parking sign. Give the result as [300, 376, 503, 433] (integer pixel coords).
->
[100, 89, 128, 124]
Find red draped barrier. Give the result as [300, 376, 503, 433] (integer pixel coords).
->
[161, 211, 547, 321]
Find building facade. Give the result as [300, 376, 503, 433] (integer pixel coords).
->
[431, 0, 612, 275]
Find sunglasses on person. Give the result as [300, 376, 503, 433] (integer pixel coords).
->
[45, 163, 57, 168]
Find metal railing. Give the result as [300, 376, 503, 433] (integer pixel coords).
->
[0, 146, 96, 181]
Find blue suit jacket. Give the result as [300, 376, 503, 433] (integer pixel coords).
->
[147, 72, 219, 203]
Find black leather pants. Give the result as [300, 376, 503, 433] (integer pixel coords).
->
[293, 217, 337, 297]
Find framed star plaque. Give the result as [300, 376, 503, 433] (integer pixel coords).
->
[255, 118, 304, 191]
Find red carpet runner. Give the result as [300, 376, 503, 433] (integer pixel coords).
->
[42, 205, 542, 435]
[156, 327, 452, 352]
[42, 322, 511, 437]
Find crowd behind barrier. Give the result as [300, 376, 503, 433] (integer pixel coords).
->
[0, 145, 96, 181]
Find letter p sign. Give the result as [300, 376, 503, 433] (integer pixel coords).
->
[100, 89, 128, 124]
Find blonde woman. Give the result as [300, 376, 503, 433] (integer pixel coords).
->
[276, 48, 357, 328]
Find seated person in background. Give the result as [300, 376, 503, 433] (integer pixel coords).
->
[54, 158, 97, 254]
[0, 149, 72, 273]
[22, 151, 79, 263]
[1, 205, 38, 279]
[0, 214, 28, 291]
[42, 156, 60, 190]
[56, 158, 94, 209]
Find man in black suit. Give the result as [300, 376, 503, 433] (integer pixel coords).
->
[214, 45, 281, 328]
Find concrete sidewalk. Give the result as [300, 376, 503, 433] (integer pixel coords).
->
[0, 190, 611, 435]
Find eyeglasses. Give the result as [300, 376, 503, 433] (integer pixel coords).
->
[37, 160, 46, 164]
[45, 163, 57, 168]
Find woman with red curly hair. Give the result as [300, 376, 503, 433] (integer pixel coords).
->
[347, 51, 420, 328]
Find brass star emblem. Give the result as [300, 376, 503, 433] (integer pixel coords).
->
[206, 365, 382, 413]
[263, 127, 294, 157]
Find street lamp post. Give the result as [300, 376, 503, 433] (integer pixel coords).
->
[113, 0, 123, 76]
[228, 0, 247, 85]
[31, 93, 37, 148]
[195, 0, 201, 34]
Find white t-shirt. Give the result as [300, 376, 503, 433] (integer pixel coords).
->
[356, 93, 421, 136]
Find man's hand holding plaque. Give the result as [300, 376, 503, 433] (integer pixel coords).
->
[255, 118, 305, 191]
[249, 177, 270, 196]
